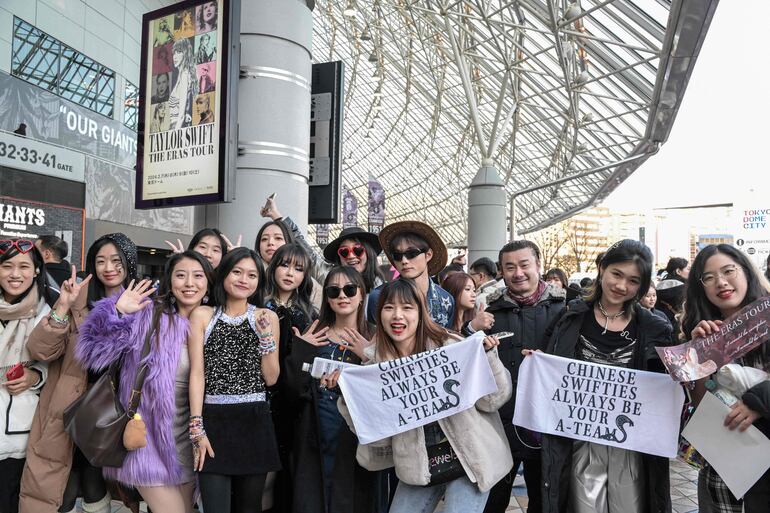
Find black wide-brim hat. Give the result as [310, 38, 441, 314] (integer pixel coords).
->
[378, 220, 448, 277]
[323, 226, 383, 262]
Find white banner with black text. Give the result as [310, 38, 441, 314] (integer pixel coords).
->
[513, 352, 685, 458]
[338, 333, 498, 444]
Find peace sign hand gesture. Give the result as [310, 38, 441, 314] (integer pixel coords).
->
[221, 233, 242, 251]
[164, 239, 185, 254]
[115, 279, 156, 315]
[340, 327, 371, 360]
[57, 265, 92, 312]
[292, 320, 329, 347]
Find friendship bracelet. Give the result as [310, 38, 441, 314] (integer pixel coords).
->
[50, 311, 69, 325]
[258, 337, 277, 355]
[189, 416, 206, 442]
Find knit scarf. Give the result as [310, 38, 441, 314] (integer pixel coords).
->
[0, 288, 45, 367]
[508, 280, 547, 307]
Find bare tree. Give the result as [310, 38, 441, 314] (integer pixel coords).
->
[532, 226, 569, 272]
[564, 219, 605, 273]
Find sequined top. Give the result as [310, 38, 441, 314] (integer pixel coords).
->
[203, 305, 266, 397]
[577, 313, 638, 368]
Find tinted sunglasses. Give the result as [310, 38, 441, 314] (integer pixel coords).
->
[0, 240, 34, 255]
[325, 284, 359, 299]
[392, 248, 426, 261]
[338, 244, 365, 259]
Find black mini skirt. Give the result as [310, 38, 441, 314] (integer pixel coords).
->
[200, 401, 282, 475]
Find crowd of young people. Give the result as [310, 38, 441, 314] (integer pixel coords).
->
[0, 202, 768, 513]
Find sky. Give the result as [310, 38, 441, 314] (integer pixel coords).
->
[601, 1, 766, 212]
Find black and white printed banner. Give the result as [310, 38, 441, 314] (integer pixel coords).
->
[513, 352, 685, 458]
[338, 333, 497, 444]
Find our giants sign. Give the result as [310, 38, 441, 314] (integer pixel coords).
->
[338, 334, 497, 444]
[513, 352, 685, 458]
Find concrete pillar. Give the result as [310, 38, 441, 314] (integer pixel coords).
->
[206, 0, 313, 248]
[467, 160, 507, 265]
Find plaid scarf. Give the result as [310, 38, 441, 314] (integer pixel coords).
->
[508, 280, 547, 307]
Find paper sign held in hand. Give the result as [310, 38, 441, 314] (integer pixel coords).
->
[657, 296, 770, 382]
[682, 392, 770, 499]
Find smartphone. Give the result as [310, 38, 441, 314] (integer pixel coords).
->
[6, 363, 24, 381]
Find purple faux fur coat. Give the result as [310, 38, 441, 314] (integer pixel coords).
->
[76, 295, 191, 487]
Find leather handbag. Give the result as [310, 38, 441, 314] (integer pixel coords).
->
[63, 331, 152, 468]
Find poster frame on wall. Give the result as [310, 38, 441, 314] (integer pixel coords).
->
[135, 0, 240, 209]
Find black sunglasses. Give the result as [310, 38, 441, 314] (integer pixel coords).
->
[325, 284, 359, 299]
[391, 248, 426, 261]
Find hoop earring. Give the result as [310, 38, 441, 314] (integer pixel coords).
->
[170, 296, 176, 305]
[203, 294, 209, 304]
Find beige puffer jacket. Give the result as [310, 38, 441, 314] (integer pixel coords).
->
[339, 338, 513, 492]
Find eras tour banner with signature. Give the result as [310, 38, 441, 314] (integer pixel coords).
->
[136, 0, 239, 209]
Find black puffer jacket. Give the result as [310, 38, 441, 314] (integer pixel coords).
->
[486, 282, 566, 458]
[541, 300, 674, 513]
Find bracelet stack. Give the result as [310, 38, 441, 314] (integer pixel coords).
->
[257, 334, 277, 355]
[189, 415, 206, 444]
[50, 311, 69, 327]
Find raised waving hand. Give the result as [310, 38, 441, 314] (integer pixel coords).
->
[115, 279, 156, 315]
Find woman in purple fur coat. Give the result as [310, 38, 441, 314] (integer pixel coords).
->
[76, 251, 214, 513]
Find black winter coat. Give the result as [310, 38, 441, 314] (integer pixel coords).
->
[485, 283, 566, 458]
[541, 300, 674, 513]
[283, 336, 378, 513]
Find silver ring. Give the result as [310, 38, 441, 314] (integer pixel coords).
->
[319, 383, 327, 390]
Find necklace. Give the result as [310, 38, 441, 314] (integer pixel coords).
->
[273, 296, 294, 309]
[596, 302, 625, 335]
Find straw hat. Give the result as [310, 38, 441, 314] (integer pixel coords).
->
[378, 221, 448, 276]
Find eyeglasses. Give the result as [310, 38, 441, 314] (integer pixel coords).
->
[325, 284, 359, 299]
[392, 248, 426, 261]
[700, 265, 741, 287]
[338, 244, 365, 259]
[0, 240, 34, 255]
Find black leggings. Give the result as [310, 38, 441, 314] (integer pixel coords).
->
[0, 457, 25, 513]
[483, 457, 542, 513]
[199, 473, 267, 513]
[59, 460, 107, 512]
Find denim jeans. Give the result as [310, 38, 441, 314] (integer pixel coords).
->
[389, 476, 490, 513]
[317, 387, 344, 509]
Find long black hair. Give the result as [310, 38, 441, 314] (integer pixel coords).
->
[316, 266, 370, 338]
[211, 247, 265, 307]
[0, 240, 48, 305]
[147, 251, 215, 346]
[265, 243, 314, 319]
[85, 236, 136, 305]
[332, 236, 383, 292]
[682, 244, 768, 337]
[681, 244, 769, 368]
[254, 220, 293, 267]
[584, 239, 653, 315]
[188, 228, 228, 266]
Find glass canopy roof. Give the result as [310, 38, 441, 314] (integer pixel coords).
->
[310, 0, 718, 246]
